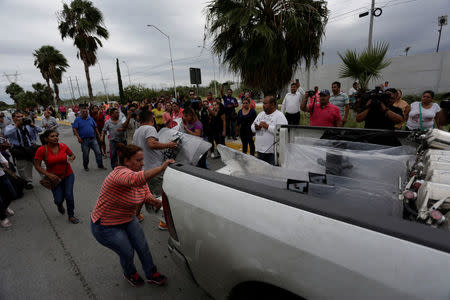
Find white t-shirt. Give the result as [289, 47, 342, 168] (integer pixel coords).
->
[251, 110, 288, 153]
[406, 102, 441, 130]
[348, 87, 357, 96]
[281, 92, 302, 114]
[132, 125, 163, 169]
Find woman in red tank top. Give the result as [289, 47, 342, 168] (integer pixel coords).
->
[34, 129, 79, 224]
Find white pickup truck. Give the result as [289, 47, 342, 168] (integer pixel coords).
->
[162, 126, 450, 300]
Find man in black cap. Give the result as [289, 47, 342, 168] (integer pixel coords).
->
[301, 89, 343, 127]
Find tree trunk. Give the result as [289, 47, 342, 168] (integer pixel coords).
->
[53, 81, 61, 105]
[83, 58, 94, 103]
[45, 78, 54, 102]
[46, 78, 57, 109]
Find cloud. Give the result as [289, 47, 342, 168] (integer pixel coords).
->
[0, 0, 449, 104]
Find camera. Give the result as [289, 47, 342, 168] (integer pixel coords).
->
[307, 90, 315, 98]
[358, 86, 391, 111]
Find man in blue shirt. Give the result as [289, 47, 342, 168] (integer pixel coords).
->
[72, 105, 106, 171]
[221, 84, 239, 140]
[4, 111, 42, 188]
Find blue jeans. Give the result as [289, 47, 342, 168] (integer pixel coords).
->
[90, 217, 156, 278]
[52, 173, 75, 217]
[257, 152, 275, 165]
[81, 137, 103, 169]
[110, 140, 126, 170]
[0, 175, 17, 220]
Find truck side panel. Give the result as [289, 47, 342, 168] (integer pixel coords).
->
[164, 166, 450, 300]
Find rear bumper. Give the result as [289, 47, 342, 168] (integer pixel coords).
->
[167, 237, 197, 285]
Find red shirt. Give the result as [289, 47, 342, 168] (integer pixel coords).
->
[34, 143, 73, 178]
[90, 112, 105, 129]
[91, 167, 152, 226]
[308, 102, 342, 127]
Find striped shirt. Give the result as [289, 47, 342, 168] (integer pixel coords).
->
[91, 166, 151, 226]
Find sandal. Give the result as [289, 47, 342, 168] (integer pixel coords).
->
[68, 217, 79, 224]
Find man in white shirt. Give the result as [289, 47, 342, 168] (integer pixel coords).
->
[251, 96, 288, 165]
[281, 82, 304, 125]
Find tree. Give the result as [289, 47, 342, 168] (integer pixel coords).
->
[33, 45, 69, 105]
[338, 42, 391, 93]
[116, 58, 125, 104]
[205, 0, 328, 95]
[32, 83, 53, 107]
[5, 83, 24, 108]
[17, 91, 37, 110]
[58, 0, 109, 102]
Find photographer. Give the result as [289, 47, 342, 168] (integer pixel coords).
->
[355, 88, 403, 130]
[301, 89, 342, 127]
[4, 111, 42, 189]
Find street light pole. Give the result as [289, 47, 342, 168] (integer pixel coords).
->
[368, 0, 375, 51]
[147, 24, 177, 98]
[198, 45, 218, 96]
[122, 61, 131, 86]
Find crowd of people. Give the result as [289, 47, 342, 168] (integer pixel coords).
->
[0, 80, 448, 288]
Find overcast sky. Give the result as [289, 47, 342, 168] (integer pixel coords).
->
[0, 0, 449, 104]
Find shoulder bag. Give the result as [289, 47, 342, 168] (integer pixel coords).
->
[39, 145, 68, 190]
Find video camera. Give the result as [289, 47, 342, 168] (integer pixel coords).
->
[307, 90, 315, 98]
[23, 118, 33, 126]
[358, 86, 391, 112]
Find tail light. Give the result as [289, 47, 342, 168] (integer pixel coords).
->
[161, 189, 179, 242]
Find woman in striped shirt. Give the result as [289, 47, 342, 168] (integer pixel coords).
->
[90, 143, 174, 287]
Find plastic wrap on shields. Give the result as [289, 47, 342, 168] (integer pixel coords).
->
[293, 136, 416, 155]
[217, 144, 402, 217]
[158, 127, 211, 165]
[283, 143, 415, 185]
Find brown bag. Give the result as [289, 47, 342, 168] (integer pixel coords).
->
[39, 145, 66, 190]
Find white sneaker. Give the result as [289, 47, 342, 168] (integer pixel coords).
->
[6, 208, 14, 216]
[1, 218, 11, 228]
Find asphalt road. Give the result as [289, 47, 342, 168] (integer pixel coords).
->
[0, 123, 223, 299]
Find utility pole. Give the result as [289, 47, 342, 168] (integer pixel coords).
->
[122, 61, 131, 86]
[436, 15, 448, 53]
[68, 77, 76, 105]
[2, 71, 20, 83]
[368, 0, 375, 51]
[98, 62, 109, 101]
[75, 76, 82, 98]
[359, 0, 382, 51]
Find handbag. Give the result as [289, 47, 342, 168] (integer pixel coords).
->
[39, 145, 68, 190]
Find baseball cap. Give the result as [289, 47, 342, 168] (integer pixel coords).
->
[319, 89, 330, 96]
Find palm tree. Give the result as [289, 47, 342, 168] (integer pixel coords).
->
[338, 41, 391, 93]
[205, 0, 328, 96]
[33, 45, 69, 105]
[57, 0, 109, 102]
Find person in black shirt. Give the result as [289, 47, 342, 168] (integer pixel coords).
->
[209, 99, 226, 158]
[237, 98, 257, 155]
[356, 88, 404, 130]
